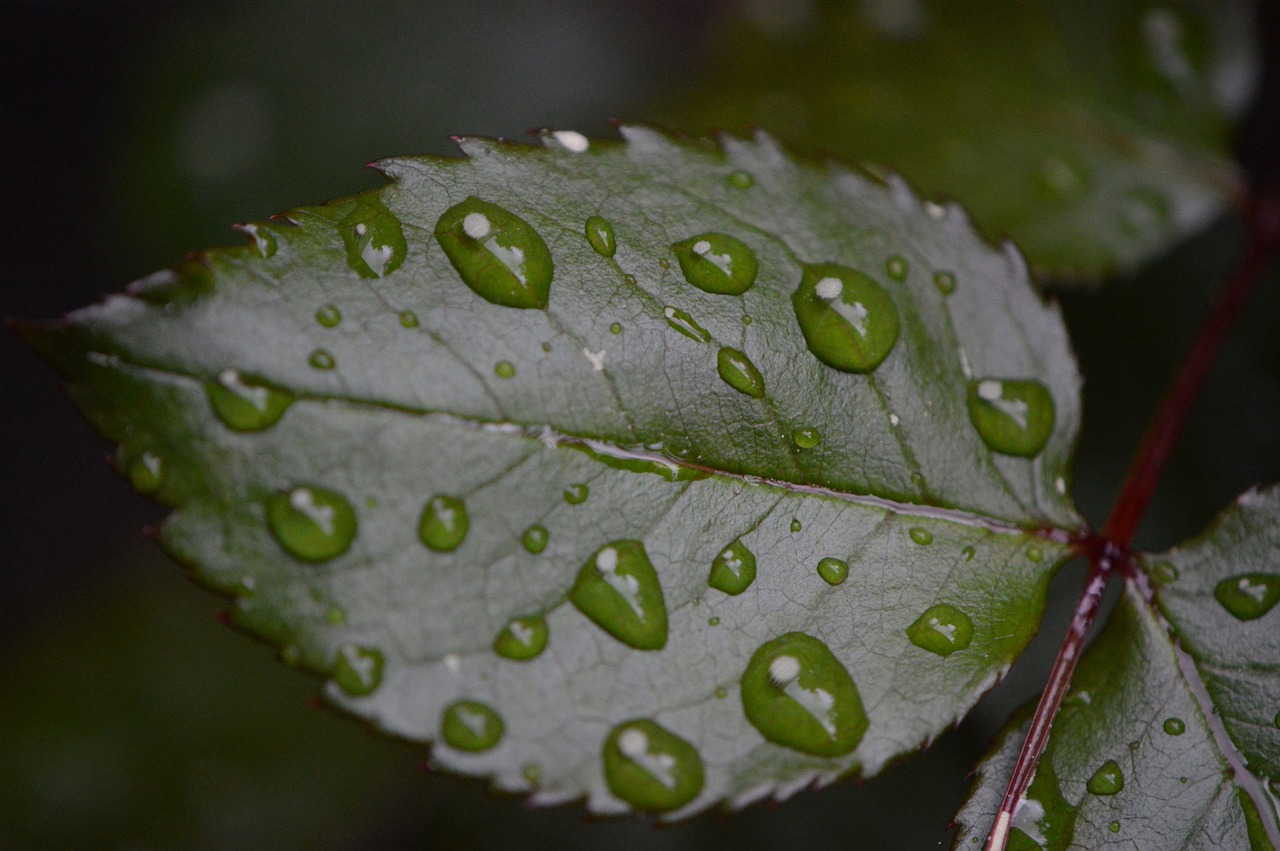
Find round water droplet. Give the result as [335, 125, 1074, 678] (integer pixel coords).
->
[441, 700, 504, 752]
[267, 485, 357, 562]
[740, 632, 868, 756]
[128, 451, 164, 494]
[341, 196, 407, 278]
[792, 263, 900, 373]
[708, 616, 720, 626]
[791, 518, 802, 533]
[908, 527, 933, 546]
[663, 305, 711, 343]
[521, 524, 549, 554]
[568, 541, 668, 650]
[1026, 545, 1044, 562]
[708, 539, 757, 595]
[207, 369, 294, 431]
[494, 615, 549, 661]
[742, 315, 753, 326]
[671, 233, 759, 295]
[1109, 821, 1121, 834]
[906, 604, 973, 657]
[494, 360, 516, 379]
[1163, 717, 1185, 736]
[933, 271, 956, 295]
[609, 322, 623, 335]
[717, 347, 766, 398]
[1213, 573, 1280, 621]
[399, 309, 419, 328]
[727, 170, 754, 189]
[816, 557, 849, 586]
[584, 215, 616, 258]
[563, 483, 589, 505]
[885, 255, 908, 280]
[436, 197, 553, 309]
[418, 495, 469, 552]
[793, 427, 821, 449]
[315, 304, 342, 327]
[309, 349, 336, 370]
[1087, 760, 1124, 796]
[715, 686, 728, 699]
[333, 644, 383, 696]
[968, 378, 1055, 457]
[604, 719, 704, 812]
[1150, 561, 1179, 583]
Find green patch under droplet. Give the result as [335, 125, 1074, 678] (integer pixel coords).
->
[569, 540, 668, 650]
[909, 527, 933, 546]
[793, 427, 820, 449]
[708, 539, 756, 595]
[967, 378, 1055, 458]
[1086, 760, 1124, 796]
[436, 196, 553, 309]
[332, 644, 383, 696]
[717, 347, 765, 398]
[441, 700, 504, 752]
[585, 215, 616, 258]
[314, 304, 342, 327]
[418, 494, 469, 552]
[340, 195, 407, 278]
[817, 557, 848, 586]
[494, 360, 516, 379]
[906, 604, 973, 657]
[493, 615, 549, 661]
[663, 305, 711, 343]
[521, 524, 549, 554]
[1214, 573, 1280, 621]
[671, 232, 758, 295]
[398, 309, 419, 328]
[207, 369, 294, 431]
[267, 485, 357, 562]
[792, 263, 900, 373]
[604, 719, 704, 812]
[1163, 717, 1186, 736]
[563, 483, 589, 505]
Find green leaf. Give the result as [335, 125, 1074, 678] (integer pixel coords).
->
[27, 126, 1083, 815]
[662, 0, 1258, 277]
[955, 487, 1280, 848]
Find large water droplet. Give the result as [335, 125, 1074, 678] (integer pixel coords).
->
[1213, 573, 1280, 621]
[128, 451, 164, 494]
[333, 644, 384, 695]
[708, 540, 757, 595]
[1163, 717, 1185, 736]
[418, 495, 469, 552]
[604, 719, 704, 812]
[494, 615, 549, 661]
[671, 233, 758, 295]
[521, 524, 549, 554]
[792, 427, 821, 449]
[663, 305, 712, 343]
[207, 369, 294, 431]
[816, 557, 848, 586]
[441, 700, 505, 752]
[967, 378, 1055, 457]
[436, 197, 553, 309]
[563, 483, 589, 505]
[569, 541, 668, 650]
[267, 485, 357, 562]
[1086, 760, 1124, 796]
[740, 632, 867, 756]
[341, 196, 406, 278]
[717, 347, 765, 398]
[792, 263, 900, 373]
[906, 604, 973, 657]
[585, 215, 616, 258]
[314, 304, 342, 327]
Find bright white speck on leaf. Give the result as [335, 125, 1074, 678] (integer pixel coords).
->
[552, 130, 589, 153]
[924, 201, 946, 219]
[583, 348, 606, 371]
[463, 213, 491, 240]
[355, 223, 368, 236]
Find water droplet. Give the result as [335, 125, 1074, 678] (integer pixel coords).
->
[792, 263, 900, 373]
[569, 541, 668, 650]
[604, 719, 704, 811]
[906, 604, 973, 657]
[585, 215, 616, 257]
[624, 274, 637, 285]
[790, 518, 802, 533]
[494, 615, 549, 661]
[1026, 545, 1044, 562]
[793, 427, 821, 449]
[441, 700, 504, 752]
[522, 763, 541, 785]
[563, 483, 589, 505]
[1163, 717, 1186, 736]
[1109, 821, 1121, 834]
[742, 315, 753, 325]
[885, 255, 908, 280]
[663, 305, 712, 343]
[740, 632, 868, 756]
[418, 495, 469, 552]
[309, 349, 336, 370]
[717, 347, 766, 398]
[128, 451, 164, 494]
[341, 196, 406, 278]
[908, 527, 933, 546]
[817, 557, 849, 586]
[933, 271, 957, 295]
[715, 686, 727, 699]
[671, 232, 759, 295]
[494, 360, 516, 379]
[314, 304, 341, 327]
[609, 322, 623, 335]
[436, 197, 553, 309]
[267, 485, 357, 562]
[727, 170, 754, 189]
[333, 644, 383, 695]
[399, 310, 419, 328]
[1179, 776, 1188, 784]
[708, 616, 720, 626]
[207, 369, 294, 431]
[325, 605, 346, 625]
[708, 540, 757, 595]
[1150, 561, 1179, 583]
[968, 378, 1055, 457]
[1213, 573, 1280, 621]
[659, 257, 671, 270]
[1086, 760, 1124, 796]
[521, 524, 549, 554]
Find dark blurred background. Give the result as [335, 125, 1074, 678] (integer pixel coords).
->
[2, 2, 1277, 849]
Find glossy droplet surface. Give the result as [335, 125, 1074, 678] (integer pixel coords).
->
[436, 196, 553, 309]
[740, 632, 867, 756]
[708, 540, 756, 595]
[563, 483, 589, 505]
[727, 170, 754, 189]
[906, 604, 973, 657]
[207, 369, 294, 431]
[1163, 717, 1186, 736]
[671, 233, 758, 295]
[792, 263, 900, 373]
[790, 518, 802, 533]
[341, 196, 406, 278]
[315, 304, 342, 327]
[399, 310, 419, 328]
[967, 378, 1055, 457]
[494, 360, 516, 379]
[1213, 574, 1280, 621]
[909, 527, 933, 546]
[663, 306, 711, 343]
[604, 719, 704, 812]
[793, 428, 820, 449]
[933, 271, 956, 295]
[885, 255, 908, 280]
[569, 541, 668, 650]
[441, 700, 504, 752]
[1087, 760, 1124, 796]
[609, 322, 623, 335]
[493, 615, 549, 661]
[585, 215, 616, 258]
[521, 524, 549, 554]
[817, 557, 848, 586]
[418, 495, 469, 552]
[717, 347, 765, 398]
[267, 485, 357, 562]
[309, 349, 335, 370]
[1150, 561, 1179, 583]
[128, 452, 163, 494]
[333, 644, 383, 696]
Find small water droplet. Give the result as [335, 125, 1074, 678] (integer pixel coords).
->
[418, 495, 469, 552]
[906, 604, 973, 656]
[1150, 561, 1179, 583]
[441, 700, 504, 752]
[436, 197, 553, 309]
[522, 763, 541, 785]
[128, 451, 164, 494]
[1109, 821, 1121, 834]
[817, 557, 849, 586]
[569, 541, 668, 650]
[494, 360, 516, 379]
[708, 540, 757, 595]
[604, 719, 705, 811]
[933, 271, 956, 295]
[727, 170, 754, 189]
[341, 196, 406, 278]
[332, 644, 383, 695]
[267, 485, 357, 562]
[740, 632, 868, 756]
[793, 263, 900, 373]
[708, 616, 720, 626]
[494, 615, 549, 661]
[563, 483, 589, 505]
[742, 314, 753, 325]
[1026, 545, 1044, 562]
[624, 273, 637, 285]
[584, 215, 616, 257]
[309, 349, 336, 370]
[207, 369, 294, 431]
[671, 233, 759, 295]
[521, 524, 549, 554]
[791, 518, 802, 533]
[609, 322, 623, 335]
[326, 605, 346, 625]
[663, 305, 712, 343]
[793, 427, 821, 449]
[1179, 776, 1188, 784]
[717, 347, 766, 398]
[885, 255, 908, 280]
[1163, 717, 1185, 736]
[968, 378, 1055, 457]
[1213, 574, 1280, 621]
[315, 304, 342, 327]
[1086, 760, 1124, 796]
[715, 686, 727, 699]
[399, 309, 419, 328]
[909, 527, 933, 546]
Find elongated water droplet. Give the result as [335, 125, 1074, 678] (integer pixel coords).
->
[309, 349, 336, 370]
[1213, 573, 1280, 621]
[906, 604, 973, 656]
[1150, 561, 1179, 583]
[494, 615, 549, 661]
[1163, 717, 1185, 736]
[604, 719, 704, 812]
[968, 378, 1055, 457]
[207, 369, 294, 431]
[441, 700, 504, 752]
[663, 305, 711, 343]
[315, 304, 341, 327]
[717, 347, 765, 398]
[418, 495, 469, 552]
[727, 170, 754, 189]
[585, 215, 616, 258]
[671, 233, 758, 295]
[793, 427, 820, 449]
[436, 197, 553, 309]
[128, 451, 164, 494]
[569, 541, 668, 650]
[792, 263, 899, 373]
[563, 483, 589, 505]
[885, 255, 908, 280]
[494, 360, 516, 379]
[268, 485, 356, 562]
[791, 518, 802, 533]
[708, 540, 757, 595]
[1087, 760, 1124, 796]
[341, 196, 406, 278]
[908, 527, 933, 546]
[816, 557, 848, 586]
[521, 524, 549, 554]
[933, 271, 956, 295]
[333, 644, 384, 696]
[399, 310, 419, 328]
[740, 632, 868, 756]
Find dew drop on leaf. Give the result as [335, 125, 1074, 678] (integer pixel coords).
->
[908, 527, 934, 546]
[708, 539, 757, 595]
[493, 615, 549, 661]
[792, 427, 821, 449]
[609, 322, 623, 335]
[332, 644, 384, 696]
[341, 197, 407, 278]
[568, 541, 668, 650]
[267, 485, 357, 562]
[494, 360, 516, 379]
[726, 170, 754, 189]
[314, 304, 342, 327]
[663, 305, 712, 343]
[1109, 821, 1121, 834]
[792, 263, 900, 373]
[128, 451, 164, 494]
[308, 349, 336, 370]
[207, 369, 294, 431]
[906, 604, 973, 657]
[885, 255, 908, 280]
[967, 378, 1055, 457]
[1086, 760, 1125, 796]
[817, 557, 849, 586]
[1163, 717, 1186, 736]
[398, 310, 419, 328]
[584, 215, 617, 258]
[1213, 573, 1280, 621]
[1150, 561, 1179, 583]
[717, 347, 766, 398]
[670, 232, 759, 295]
[603, 719, 705, 812]
[418, 495, 469, 552]
[435, 196, 553, 309]
[521, 524, 549, 554]
[791, 518, 802, 533]
[1026, 545, 1044, 562]
[563, 483, 589, 505]
[933, 271, 957, 295]
[441, 700, 505, 752]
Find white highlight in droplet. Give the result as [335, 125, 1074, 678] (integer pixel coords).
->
[552, 130, 589, 153]
[815, 277, 843, 299]
[463, 212, 491, 240]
